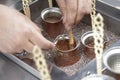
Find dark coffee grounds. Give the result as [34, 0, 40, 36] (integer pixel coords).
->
[54, 38, 80, 67]
[42, 16, 64, 39]
[56, 39, 76, 51]
[84, 40, 109, 60]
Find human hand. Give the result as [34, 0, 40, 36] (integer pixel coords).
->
[56, 0, 92, 31]
[0, 5, 54, 54]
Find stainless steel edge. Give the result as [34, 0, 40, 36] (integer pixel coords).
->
[2, 53, 42, 79]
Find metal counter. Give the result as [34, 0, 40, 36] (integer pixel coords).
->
[0, 0, 120, 80]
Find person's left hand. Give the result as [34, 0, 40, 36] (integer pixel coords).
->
[0, 5, 54, 54]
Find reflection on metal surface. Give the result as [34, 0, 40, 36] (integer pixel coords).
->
[41, 7, 64, 39]
[0, 53, 40, 80]
[103, 68, 120, 80]
[0, 0, 20, 6]
[54, 34, 80, 67]
[81, 31, 109, 60]
[98, 0, 120, 10]
[115, 6, 120, 9]
[81, 74, 115, 80]
[103, 47, 120, 74]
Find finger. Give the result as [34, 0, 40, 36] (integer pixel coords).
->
[64, 0, 78, 31]
[24, 16, 42, 33]
[22, 18, 54, 50]
[56, 0, 67, 30]
[75, 0, 91, 24]
[56, 0, 66, 16]
[75, 13, 84, 25]
[75, 0, 85, 24]
[86, 0, 92, 13]
[29, 21, 42, 33]
[30, 29, 55, 49]
[23, 40, 34, 53]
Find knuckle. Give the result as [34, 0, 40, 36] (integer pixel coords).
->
[23, 27, 31, 35]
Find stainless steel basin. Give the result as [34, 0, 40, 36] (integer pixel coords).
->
[1, 0, 120, 80]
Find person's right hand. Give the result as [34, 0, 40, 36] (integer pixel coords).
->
[56, 0, 92, 31]
[0, 5, 54, 54]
